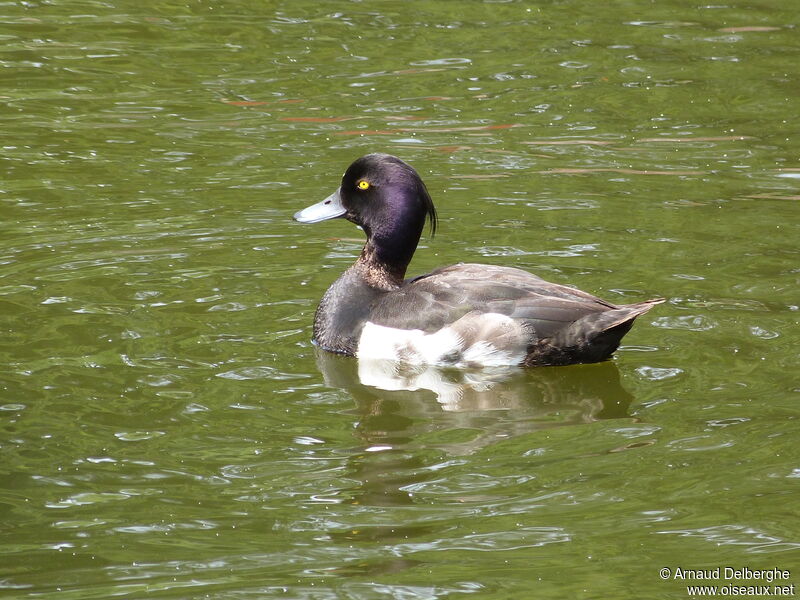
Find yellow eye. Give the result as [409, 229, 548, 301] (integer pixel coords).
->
[357, 180, 370, 190]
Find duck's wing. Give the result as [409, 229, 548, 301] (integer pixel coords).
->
[369, 263, 620, 339]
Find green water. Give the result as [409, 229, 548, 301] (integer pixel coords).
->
[1, 1, 798, 598]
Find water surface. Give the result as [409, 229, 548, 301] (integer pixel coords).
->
[1, 1, 798, 598]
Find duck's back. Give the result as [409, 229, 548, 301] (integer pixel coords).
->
[360, 263, 662, 367]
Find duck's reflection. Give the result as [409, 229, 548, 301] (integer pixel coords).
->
[317, 349, 632, 414]
[316, 349, 634, 453]
[314, 350, 637, 546]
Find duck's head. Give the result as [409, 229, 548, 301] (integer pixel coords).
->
[294, 153, 437, 271]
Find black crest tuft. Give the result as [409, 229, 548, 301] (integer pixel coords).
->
[416, 172, 438, 237]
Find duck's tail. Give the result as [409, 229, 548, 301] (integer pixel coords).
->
[526, 298, 665, 366]
[595, 298, 665, 334]
[575, 298, 665, 361]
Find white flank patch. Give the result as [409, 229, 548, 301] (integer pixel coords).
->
[461, 340, 520, 368]
[357, 313, 527, 368]
[357, 322, 461, 364]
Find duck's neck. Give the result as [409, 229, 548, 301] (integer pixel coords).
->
[355, 240, 409, 289]
[359, 215, 423, 285]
